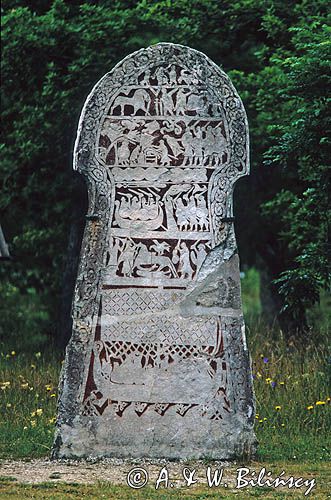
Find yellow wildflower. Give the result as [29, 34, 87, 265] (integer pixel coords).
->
[11, 351, 16, 356]
[263, 417, 267, 421]
[307, 405, 314, 410]
[31, 364, 36, 369]
[23, 426, 28, 430]
[316, 401, 326, 405]
[50, 393, 56, 398]
[281, 423, 285, 427]
[259, 419, 263, 423]
[21, 383, 29, 389]
[275, 406, 281, 410]
[31, 408, 43, 417]
[265, 378, 272, 383]
[31, 420, 36, 427]
[257, 372, 262, 378]
[279, 382, 285, 385]
[45, 385, 52, 391]
[48, 417, 56, 424]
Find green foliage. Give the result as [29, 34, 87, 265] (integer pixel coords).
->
[1, 0, 330, 343]
[0, 283, 50, 350]
[241, 268, 262, 320]
[308, 288, 331, 333]
[261, 23, 331, 324]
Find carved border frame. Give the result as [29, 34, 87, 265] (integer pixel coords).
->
[55, 43, 250, 435]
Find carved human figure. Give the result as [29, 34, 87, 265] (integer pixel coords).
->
[160, 89, 175, 115]
[181, 129, 195, 165]
[169, 64, 177, 85]
[187, 194, 198, 230]
[175, 88, 188, 115]
[177, 242, 192, 279]
[139, 121, 159, 162]
[157, 139, 170, 166]
[105, 238, 122, 276]
[164, 134, 184, 161]
[117, 239, 137, 276]
[154, 66, 167, 85]
[117, 138, 133, 164]
[192, 126, 204, 165]
[196, 195, 209, 230]
[142, 68, 151, 85]
[175, 197, 189, 231]
[204, 125, 228, 165]
[191, 242, 208, 276]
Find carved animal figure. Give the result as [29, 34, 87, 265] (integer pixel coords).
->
[134, 244, 178, 278]
[186, 93, 209, 115]
[111, 89, 151, 115]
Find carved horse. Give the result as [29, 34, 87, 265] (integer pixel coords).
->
[111, 89, 151, 115]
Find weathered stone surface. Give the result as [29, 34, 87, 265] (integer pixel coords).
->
[52, 43, 256, 460]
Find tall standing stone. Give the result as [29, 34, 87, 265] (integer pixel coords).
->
[52, 43, 256, 459]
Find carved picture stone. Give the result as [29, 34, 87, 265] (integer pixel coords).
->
[52, 43, 256, 459]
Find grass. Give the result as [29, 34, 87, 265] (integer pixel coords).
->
[0, 351, 59, 458]
[247, 325, 330, 462]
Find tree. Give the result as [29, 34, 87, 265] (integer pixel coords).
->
[261, 22, 331, 332]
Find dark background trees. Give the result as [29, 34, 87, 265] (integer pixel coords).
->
[1, 0, 330, 350]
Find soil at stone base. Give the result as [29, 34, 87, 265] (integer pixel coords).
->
[0, 458, 233, 486]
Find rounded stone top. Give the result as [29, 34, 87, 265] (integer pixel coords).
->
[74, 43, 249, 184]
